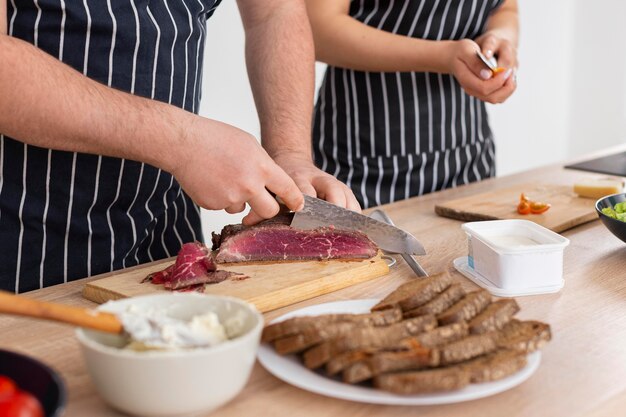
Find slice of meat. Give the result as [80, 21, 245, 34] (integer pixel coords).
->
[403, 283, 466, 318]
[374, 367, 471, 394]
[496, 319, 552, 353]
[212, 214, 378, 263]
[343, 347, 439, 384]
[468, 299, 520, 334]
[461, 349, 528, 383]
[164, 270, 236, 290]
[437, 289, 492, 325]
[262, 308, 402, 343]
[142, 264, 175, 284]
[439, 333, 498, 365]
[371, 271, 453, 311]
[142, 242, 240, 291]
[303, 315, 437, 369]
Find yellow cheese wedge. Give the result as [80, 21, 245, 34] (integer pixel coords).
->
[574, 179, 625, 199]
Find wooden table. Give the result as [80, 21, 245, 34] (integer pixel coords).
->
[2, 151, 626, 417]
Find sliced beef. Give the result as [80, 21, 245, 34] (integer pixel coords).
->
[142, 242, 237, 291]
[143, 264, 175, 285]
[212, 214, 378, 263]
[164, 270, 236, 290]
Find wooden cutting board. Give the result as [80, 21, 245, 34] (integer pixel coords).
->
[82, 254, 389, 313]
[434, 183, 598, 233]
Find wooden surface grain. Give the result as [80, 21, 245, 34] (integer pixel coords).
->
[1, 148, 626, 417]
[82, 253, 390, 313]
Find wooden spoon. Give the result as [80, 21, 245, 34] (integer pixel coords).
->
[0, 290, 123, 334]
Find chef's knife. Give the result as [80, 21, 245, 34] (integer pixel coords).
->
[369, 209, 428, 277]
[290, 194, 426, 256]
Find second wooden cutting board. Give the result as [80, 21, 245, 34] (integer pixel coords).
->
[435, 183, 598, 233]
[82, 254, 390, 313]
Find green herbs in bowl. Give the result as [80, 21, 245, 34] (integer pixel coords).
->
[596, 193, 626, 243]
[601, 202, 626, 222]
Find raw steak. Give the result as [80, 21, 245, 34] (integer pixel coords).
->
[142, 242, 236, 291]
[212, 214, 378, 263]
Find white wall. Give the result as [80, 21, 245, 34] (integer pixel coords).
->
[198, 0, 626, 237]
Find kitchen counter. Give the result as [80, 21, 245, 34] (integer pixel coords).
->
[2, 148, 626, 417]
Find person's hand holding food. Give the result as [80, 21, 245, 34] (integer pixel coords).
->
[446, 38, 516, 105]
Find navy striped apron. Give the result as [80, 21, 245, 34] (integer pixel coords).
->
[313, 0, 503, 208]
[2, 0, 222, 293]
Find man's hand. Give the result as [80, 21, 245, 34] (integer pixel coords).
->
[446, 39, 516, 104]
[274, 152, 361, 210]
[171, 116, 304, 226]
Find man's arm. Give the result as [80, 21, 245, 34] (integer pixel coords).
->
[1, 0, 7, 34]
[237, 0, 361, 218]
[0, 33, 303, 223]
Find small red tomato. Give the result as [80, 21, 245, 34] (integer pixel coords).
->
[0, 391, 44, 417]
[0, 376, 17, 400]
[517, 201, 531, 215]
[530, 202, 551, 214]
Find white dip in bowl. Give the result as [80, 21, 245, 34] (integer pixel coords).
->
[76, 293, 263, 417]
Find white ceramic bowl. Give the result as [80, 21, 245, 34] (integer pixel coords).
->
[76, 293, 263, 417]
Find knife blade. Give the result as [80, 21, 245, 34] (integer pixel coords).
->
[369, 209, 428, 277]
[290, 194, 426, 256]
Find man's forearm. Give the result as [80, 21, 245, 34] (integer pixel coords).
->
[1, 0, 6, 34]
[0, 34, 191, 174]
[238, 0, 315, 160]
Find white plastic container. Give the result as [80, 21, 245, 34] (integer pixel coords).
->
[455, 220, 570, 296]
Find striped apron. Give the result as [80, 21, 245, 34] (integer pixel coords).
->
[2, 0, 222, 293]
[313, 0, 503, 208]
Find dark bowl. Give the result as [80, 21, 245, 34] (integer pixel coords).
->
[596, 193, 626, 244]
[0, 349, 66, 417]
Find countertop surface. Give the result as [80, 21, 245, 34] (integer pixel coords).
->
[2, 146, 626, 417]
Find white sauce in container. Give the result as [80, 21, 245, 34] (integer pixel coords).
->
[485, 235, 541, 247]
[119, 305, 231, 350]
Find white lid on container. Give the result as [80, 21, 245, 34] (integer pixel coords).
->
[461, 219, 570, 255]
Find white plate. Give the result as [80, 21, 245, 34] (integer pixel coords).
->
[257, 299, 541, 406]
